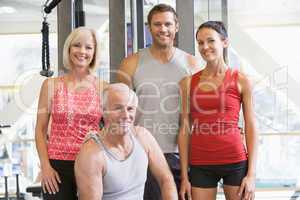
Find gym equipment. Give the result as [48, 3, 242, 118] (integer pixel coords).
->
[40, 0, 63, 77]
[0, 174, 25, 200]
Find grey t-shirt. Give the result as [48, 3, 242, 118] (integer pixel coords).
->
[85, 132, 148, 200]
[133, 48, 191, 153]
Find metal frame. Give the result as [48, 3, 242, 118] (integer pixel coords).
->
[57, 0, 73, 74]
[136, 0, 145, 49]
[176, 0, 195, 55]
[221, 0, 228, 62]
[109, 0, 126, 83]
[74, 0, 85, 27]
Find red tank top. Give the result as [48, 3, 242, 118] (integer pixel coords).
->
[48, 77, 102, 160]
[189, 69, 247, 165]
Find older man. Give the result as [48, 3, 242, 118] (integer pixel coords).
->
[75, 83, 178, 200]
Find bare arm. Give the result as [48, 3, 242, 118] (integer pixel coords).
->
[136, 127, 178, 200]
[239, 73, 258, 177]
[238, 73, 258, 199]
[35, 78, 61, 194]
[75, 140, 105, 200]
[178, 76, 192, 200]
[35, 78, 51, 169]
[187, 54, 201, 75]
[117, 53, 139, 89]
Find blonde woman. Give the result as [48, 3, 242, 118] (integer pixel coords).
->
[35, 27, 107, 200]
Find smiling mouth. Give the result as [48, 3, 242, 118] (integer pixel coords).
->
[76, 56, 87, 60]
[119, 123, 131, 127]
[203, 51, 214, 56]
[158, 35, 170, 39]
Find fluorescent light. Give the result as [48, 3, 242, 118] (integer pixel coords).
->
[0, 6, 17, 14]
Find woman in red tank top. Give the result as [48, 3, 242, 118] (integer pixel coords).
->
[178, 21, 258, 200]
[35, 27, 108, 200]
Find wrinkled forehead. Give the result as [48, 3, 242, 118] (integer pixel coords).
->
[105, 90, 138, 108]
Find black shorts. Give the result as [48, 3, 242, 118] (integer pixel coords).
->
[190, 160, 248, 188]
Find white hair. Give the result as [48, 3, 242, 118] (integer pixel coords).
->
[101, 83, 138, 110]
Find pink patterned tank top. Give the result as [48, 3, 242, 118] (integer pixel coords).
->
[48, 77, 102, 160]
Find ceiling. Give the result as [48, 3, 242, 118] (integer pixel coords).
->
[0, 0, 109, 34]
[0, 0, 300, 34]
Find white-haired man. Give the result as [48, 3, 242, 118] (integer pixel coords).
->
[75, 83, 178, 200]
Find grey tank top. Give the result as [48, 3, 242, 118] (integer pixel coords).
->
[85, 132, 148, 200]
[133, 48, 191, 153]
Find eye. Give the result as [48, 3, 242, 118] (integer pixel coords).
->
[153, 22, 161, 27]
[127, 107, 135, 112]
[197, 41, 204, 46]
[112, 106, 123, 111]
[72, 43, 81, 47]
[165, 22, 172, 27]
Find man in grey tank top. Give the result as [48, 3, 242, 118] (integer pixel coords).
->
[75, 84, 177, 200]
[118, 4, 200, 200]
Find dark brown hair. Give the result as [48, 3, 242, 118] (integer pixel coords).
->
[196, 21, 228, 40]
[147, 3, 178, 25]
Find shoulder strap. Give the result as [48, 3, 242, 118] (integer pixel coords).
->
[84, 132, 102, 146]
[232, 69, 239, 82]
[190, 70, 202, 95]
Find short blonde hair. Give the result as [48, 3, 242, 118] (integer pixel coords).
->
[63, 27, 100, 71]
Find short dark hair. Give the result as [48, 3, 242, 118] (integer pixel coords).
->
[147, 3, 178, 25]
[196, 21, 228, 40]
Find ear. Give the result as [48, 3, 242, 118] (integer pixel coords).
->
[223, 38, 229, 48]
[147, 23, 152, 32]
[175, 22, 179, 33]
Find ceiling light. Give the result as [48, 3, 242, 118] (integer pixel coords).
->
[0, 6, 17, 14]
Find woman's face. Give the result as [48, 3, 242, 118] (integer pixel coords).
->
[69, 30, 95, 71]
[196, 27, 227, 63]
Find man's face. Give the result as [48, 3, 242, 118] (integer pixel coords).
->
[104, 91, 137, 133]
[149, 11, 178, 48]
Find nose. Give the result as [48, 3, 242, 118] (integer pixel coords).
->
[202, 42, 209, 50]
[79, 46, 86, 53]
[121, 108, 130, 119]
[159, 24, 167, 32]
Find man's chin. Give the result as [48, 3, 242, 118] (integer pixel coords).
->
[153, 40, 172, 48]
[118, 125, 132, 133]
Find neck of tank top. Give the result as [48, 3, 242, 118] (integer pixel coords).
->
[149, 46, 176, 63]
[100, 129, 135, 161]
